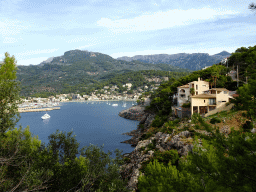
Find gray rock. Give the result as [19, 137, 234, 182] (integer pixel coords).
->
[148, 150, 154, 156]
[178, 131, 191, 138]
[156, 144, 165, 152]
[251, 128, 256, 134]
[155, 132, 163, 140]
[135, 139, 152, 150]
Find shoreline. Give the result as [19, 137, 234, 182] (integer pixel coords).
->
[61, 99, 138, 103]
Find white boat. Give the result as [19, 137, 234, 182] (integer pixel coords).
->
[122, 102, 127, 107]
[41, 113, 50, 120]
[112, 104, 118, 106]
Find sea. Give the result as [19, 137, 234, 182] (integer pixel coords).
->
[17, 101, 139, 159]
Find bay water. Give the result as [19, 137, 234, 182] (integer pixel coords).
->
[17, 101, 139, 159]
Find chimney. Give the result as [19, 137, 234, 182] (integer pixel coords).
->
[198, 77, 200, 81]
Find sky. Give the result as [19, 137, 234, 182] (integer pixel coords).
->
[0, 0, 256, 66]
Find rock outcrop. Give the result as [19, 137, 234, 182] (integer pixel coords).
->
[118, 105, 147, 121]
[120, 131, 194, 191]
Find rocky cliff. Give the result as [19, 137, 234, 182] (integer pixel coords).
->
[119, 105, 155, 147]
[119, 105, 196, 191]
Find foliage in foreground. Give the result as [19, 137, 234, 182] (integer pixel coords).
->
[138, 113, 256, 192]
[0, 126, 131, 192]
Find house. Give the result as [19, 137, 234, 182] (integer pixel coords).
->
[177, 84, 190, 107]
[191, 88, 232, 116]
[176, 77, 210, 107]
[188, 77, 209, 96]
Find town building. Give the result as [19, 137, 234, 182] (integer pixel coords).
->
[191, 88, 232, 116]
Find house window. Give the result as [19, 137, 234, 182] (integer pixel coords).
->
[209, 98, 216, 105]
[204, 100, 205, 103]
[224, 91, 227, 94]
[196, 85, 198, 90]
[196, 92, 198, 95]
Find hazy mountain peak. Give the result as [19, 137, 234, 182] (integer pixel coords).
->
[212, 51, 230, 57]
[41, 57, 54, 64]
[117, 51, 231, 71]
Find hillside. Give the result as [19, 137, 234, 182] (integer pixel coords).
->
[119, 45, 256, 191]
[16, 50, 189, 96]
[117, 51, 231, 71]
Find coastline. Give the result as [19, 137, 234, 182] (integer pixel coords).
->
[61, 99, 138, 103]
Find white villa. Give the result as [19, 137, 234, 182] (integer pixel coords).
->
[175, 77, 233, 117]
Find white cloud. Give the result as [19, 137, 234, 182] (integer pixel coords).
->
[3, 37, 23, 43]
[97, 7, 240, 32]
[0, 19, 29, 37]
[16, 48, 59, 57]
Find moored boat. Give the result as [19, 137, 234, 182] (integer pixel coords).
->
[41, 113, 50, 120]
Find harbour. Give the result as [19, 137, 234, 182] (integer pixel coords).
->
[18, 107, 60, 113]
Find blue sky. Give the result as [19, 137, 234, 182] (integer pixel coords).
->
[0, 0, 255, 65]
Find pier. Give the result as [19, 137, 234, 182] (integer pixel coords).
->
[18, 107, 60, 113]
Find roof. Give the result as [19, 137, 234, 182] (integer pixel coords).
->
[191, 94, 216, 99]
[209, 88, 229, 91]
[177, 84, 189, 88]
[232, 94, 239, 98]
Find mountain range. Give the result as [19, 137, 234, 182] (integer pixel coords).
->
[117, 51, 231, 71]
[16, 50, 188, 96]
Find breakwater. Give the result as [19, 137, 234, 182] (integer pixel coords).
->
[18, 107, 60, 113]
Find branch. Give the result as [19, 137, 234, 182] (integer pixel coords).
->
[249, 3, 256, 10]
[10, 162, 31, 192]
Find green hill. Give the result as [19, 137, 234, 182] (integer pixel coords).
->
[16, 50, 190, 97]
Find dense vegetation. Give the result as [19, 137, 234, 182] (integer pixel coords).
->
[138, 113, 256, 192]
[81, 70, 190, 96]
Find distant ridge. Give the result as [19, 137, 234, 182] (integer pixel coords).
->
[39, 57, 54, 66]
[117, 51, 231, 71]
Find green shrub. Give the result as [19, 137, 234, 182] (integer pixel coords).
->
[147, 139, 157, 151]
[123, 157, 131, 164]
[153, 150, 179, 166]
[139, 146, 146, 152]
[160, 126, 173, 134]
[242, 121, 253, 132]
[139, 150, 179, 174]
[182, 102, 191, 108]
[210, 117, 221, 124]
[225, 102, 230, 106]
[139, 132, 153, 141]
[151, 115, 165, 127]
